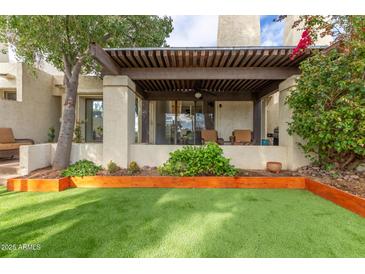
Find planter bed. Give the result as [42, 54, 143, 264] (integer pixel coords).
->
[6, 175, 365, 218]
[7, 177, 70, 192]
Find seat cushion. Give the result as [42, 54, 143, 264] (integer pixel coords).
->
[233, 130, 252, 143]
[201, 130, 218, 142]
[0, 141, 33, 151]
[0, 128, 15, 143]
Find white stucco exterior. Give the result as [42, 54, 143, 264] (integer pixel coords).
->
[19, 143, 103, 175]
[283, 15, 332, 46]
[215, 101, 253, 140]
[130, 144, 287, 170]
[0, 63, 61, 143]
[217, 16, 260, 46]
[102, 76, 136, 168]
[278, 75, 310, 170]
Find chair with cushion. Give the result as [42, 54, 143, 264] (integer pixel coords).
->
[230, 129, 252, 145]
[0, 128, 34, 159]
[201, 129, 224, 145]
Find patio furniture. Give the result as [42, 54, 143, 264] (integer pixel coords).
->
[0, 128, 34, 159]
[201, 129, 224, 145]
[230, 129, 252, 145]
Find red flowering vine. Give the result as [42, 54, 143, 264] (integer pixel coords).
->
[290, 28, 313, 60]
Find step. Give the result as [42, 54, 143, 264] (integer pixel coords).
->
[0, 161, 20, 175]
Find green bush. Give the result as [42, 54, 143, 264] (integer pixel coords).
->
[47, 127, 55, 143]
[61, 160, 102, 177]
[287, 47, 365, 170]
[107, 160, 120, 174]
[128, 161, 140, 175]
[158, 142, 237, 176]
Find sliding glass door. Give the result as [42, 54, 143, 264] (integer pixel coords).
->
[154, 100, 213, 145]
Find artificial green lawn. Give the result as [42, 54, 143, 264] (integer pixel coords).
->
[0, 186, 364, 258]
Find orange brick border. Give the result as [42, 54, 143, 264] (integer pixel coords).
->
[6, 176, 365, 217]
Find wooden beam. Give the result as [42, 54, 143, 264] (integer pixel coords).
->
[141, 100, 149, 143]
[89, 43, 122, 75]
[118, 67, 300, 80]
[255, 81, 281, 99]
[145, 91, 254, 101]
[253, 99, 262, 145]
[134, 83, 147, 99]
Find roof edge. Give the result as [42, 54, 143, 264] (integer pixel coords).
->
[104, 46, 327, 51]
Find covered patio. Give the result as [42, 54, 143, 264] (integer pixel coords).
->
[70, 45, 318, 169]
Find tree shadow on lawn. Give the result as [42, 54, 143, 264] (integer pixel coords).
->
[0, 188, 364, 258]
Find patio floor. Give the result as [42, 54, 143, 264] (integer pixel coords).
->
[0, 159, 20, 185]
[0, 187, 364, 258]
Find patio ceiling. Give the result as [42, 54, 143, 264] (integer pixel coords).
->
[91, 44, 324, 100]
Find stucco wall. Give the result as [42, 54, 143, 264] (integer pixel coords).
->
[217, 16, 260, 46]
[130, 144, 288, 169]
[50, 143, 103, 165]
[265, 92, 279, 135]
[0, 63, 61, 143]
[283, 15, 332, 46]
[19, 143, 52, 175]
[215, 101, 253, 140]
[278, 76, 310, 170]
[19, 143, 103, 175]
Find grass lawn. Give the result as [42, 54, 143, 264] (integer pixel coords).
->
[0, 186, 364, 258]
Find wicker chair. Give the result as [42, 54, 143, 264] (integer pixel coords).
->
[201, 129, 224, 145]
[0, 128, 34, 159]
[230, 129, 252, 145]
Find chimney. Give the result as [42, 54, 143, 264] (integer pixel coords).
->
[217, 16, 260, 47]
[283, 15, 332, 46]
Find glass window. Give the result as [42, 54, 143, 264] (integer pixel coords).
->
[85, 99, 103, 142]
[2, 90, 16, 101]
[153, 100, 213, 145]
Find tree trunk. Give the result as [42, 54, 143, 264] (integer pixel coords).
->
[52, 60, 82, 170]
[52, 79, 78, 170]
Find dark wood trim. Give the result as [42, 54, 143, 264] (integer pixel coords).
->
[253, 99, 262, 145]
[256, 81, 281, 99]
[134, 84, 147, 99]
[119, 67, 300, 80]
[145, 91, 253, 101]
[141, 100, 149, 143]
[89, 43, 122, 75]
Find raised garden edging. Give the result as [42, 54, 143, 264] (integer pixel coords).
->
[6, 176, 365, 218]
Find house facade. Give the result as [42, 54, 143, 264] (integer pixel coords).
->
[0, 16, 331, 174]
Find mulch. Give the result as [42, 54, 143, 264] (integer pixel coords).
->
[17, 166, 365, 199]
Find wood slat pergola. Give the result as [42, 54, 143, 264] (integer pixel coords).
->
[90, 44, 323, 101]
[91, 44, 323, 144]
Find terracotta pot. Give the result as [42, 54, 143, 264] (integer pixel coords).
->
[266, 161, 282, 174]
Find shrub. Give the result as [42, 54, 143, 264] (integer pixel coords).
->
[287, 47, 365, 170]
[158, 142, 237, 176]
[128, 161, 140, 175]
[61, 160, 102, 177]
[73, 120, 85, 143]
[47, 127, 56, 143]
[107, 160, 120, 174]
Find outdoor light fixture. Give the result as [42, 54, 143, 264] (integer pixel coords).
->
[194, 92, 202, 99]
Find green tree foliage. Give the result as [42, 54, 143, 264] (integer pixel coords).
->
[0, 16, 173, 169]
[159, 143, 238, 176]
[286, 16, 365, 169]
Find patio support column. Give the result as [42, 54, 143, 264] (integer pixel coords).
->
[278, 75, 309, 170]
[141, 100, 149, 143]
[253, 98, 261, 145]
[102, 75, 136, 168]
